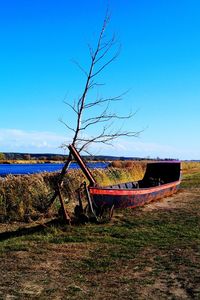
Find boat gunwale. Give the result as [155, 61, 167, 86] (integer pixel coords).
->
[89, 180, 181, 196]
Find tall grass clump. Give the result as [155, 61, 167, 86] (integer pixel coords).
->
[181, 161, 200, 173]
[0, 173, 54, 222]
[0, 171, 87, 222]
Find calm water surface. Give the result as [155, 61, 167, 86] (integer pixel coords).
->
[0, 162, 108, 176]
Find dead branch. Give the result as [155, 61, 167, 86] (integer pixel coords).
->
[60, 7, 141, 162]
[49, 10, 140, 221]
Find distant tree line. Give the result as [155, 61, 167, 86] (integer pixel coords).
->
[0, 152, 177, 162]
[0, 152, 67, 161]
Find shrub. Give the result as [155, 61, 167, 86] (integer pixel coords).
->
[0, 153, 5, 161]
[111, 161, 123, 168]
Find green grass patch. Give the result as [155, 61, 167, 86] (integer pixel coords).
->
[181, 171, 200, 188]
[0, 166, 200, 299]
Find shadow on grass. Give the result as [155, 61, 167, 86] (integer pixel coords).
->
[0, 218, 65, 241]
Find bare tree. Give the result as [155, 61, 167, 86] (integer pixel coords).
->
[48, 11, 140, 221]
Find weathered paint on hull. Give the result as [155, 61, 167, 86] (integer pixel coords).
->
[89, 180, 181, 209]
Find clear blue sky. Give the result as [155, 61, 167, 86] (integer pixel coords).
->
[0, 0, 200, 159]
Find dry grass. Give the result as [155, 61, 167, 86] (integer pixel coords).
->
[181, 161, 200, 173]
[0, 163, 145, 222]
[0, 171, 86, 222]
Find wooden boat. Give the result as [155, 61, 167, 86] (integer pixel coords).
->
[89, 161, 181, 210]
[68, 145, 181, 218]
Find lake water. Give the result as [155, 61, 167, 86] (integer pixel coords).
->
[0, 162, 108, 177]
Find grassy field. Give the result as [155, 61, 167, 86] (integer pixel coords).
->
[0, 163, 200, 299]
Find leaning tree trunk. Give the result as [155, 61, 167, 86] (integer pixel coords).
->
[47, 152, 73, 223]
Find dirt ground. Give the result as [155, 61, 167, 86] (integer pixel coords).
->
[0, 187, 199, 300]
[143, 188, 196, 211]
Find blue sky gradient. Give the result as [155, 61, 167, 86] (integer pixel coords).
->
[0, 0, 200, 159]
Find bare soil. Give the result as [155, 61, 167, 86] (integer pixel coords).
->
[143, 188, 199, 211]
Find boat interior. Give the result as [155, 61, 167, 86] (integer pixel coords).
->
[107, 162, 181, 189]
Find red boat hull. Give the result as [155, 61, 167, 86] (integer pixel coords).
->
[89, 180, 181, 209]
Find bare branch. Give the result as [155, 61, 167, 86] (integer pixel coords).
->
[84, 92, 128, 109]
[63, 100, 78, 115]
[87, 43, 94, 58]
[94, 35, 117, 64]
[71, 59, 88, 77]
[59, 118, 76, 133]
[88, 80, 105, 90]
[91, 46, 121, 78]
[77, 129, 139, 153]
[61, 9, 140, 157]
[81, 110, 134, 130]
